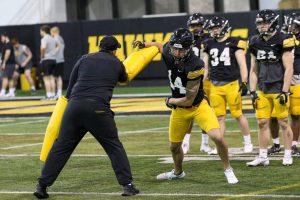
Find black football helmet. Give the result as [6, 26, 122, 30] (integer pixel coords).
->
[292, 13, 300, 35]
[256, 9, 279, 36]
[282, 13, 295, 34]
[187, 13, 208, 36]
[207, 16, 231, 39]
[169, 28, 194, 62]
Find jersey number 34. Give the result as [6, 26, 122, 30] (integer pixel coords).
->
[210, 47, 231, 67]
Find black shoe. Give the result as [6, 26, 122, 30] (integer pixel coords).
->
[292, 145, 300, 155]
[268, 144, 281, 155]
[33, 184, 49, 199]
[122, 183, 139, 196]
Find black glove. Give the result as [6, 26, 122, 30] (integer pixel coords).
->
[250, 91, 259, 109]
[276, 91, 289, 105]
[239, 82, 248, 96]
[165, 97, 176, 109]
[132, 41, 145, 49]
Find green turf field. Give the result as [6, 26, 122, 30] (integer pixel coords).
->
[0, 115, 300, 200]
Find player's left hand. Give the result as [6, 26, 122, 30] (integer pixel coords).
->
[239, 82, 248, 96]
[276, 91, 289, 105]
[165, 97, 176, 109]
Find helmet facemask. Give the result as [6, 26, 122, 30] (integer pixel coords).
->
[208, 18, 231, 39]
[256, 10, 279, 36]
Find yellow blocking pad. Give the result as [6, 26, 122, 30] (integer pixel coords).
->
[40, 96, 68, 162]
[290, 85, 300, 115]
[123, 46, 159, 81]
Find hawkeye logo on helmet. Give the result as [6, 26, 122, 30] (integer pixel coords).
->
[173, 43, 183, 48]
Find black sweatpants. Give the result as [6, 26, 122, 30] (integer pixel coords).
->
[38, 98, 133, 187]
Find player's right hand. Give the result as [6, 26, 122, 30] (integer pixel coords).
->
[250, 91, 259, 109]
[132, 41, 145, 49]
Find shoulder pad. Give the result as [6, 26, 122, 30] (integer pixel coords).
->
[283, 36, 295, 48]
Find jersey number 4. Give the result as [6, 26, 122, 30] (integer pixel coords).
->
[168, 70, 186, 94]
[210, 47, 231, 66]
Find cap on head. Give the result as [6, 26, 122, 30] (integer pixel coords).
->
[99, 35, 121, 51]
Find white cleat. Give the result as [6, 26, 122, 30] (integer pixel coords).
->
[246, 156, 269, 167]
[224, 168, 239, 184]
[208, 148, 218, 155]
[156, 169, 185, 180]
[282, 156, 293, 166]
[243, 143, 253, 153]
[181, 142, 189, 154]
[200, 144, 212, 153]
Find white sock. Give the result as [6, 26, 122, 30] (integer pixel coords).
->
[284, 149, 292, 157]
[243, 134, 251, 145]
[56, 89, 62, 97]
[292, 141, 298, 146]
[183, 133, 191, 142]
[202, 133, 209, 145]
[50, 92, 55, 97]
[0, 89, 6, 96]
[46, 92, 52, 98]
[259, 149, 268, 158]
[11, 87, 16, 93]
[31, 86, 36, 90]
[272, 137, 280, 145]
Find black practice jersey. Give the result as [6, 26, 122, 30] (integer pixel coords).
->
[249, 32, 294, 93]
[294, 34, 300, 75]
[192, 33, 211, 58]
[203, 37, 246, 82]
[1, 42, 16, 64]
[66, 50, 128, 107]
[162, 43, 205, 105]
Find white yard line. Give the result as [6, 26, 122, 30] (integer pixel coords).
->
[0, 119, 47, 127]
[0, 191, 299, 198]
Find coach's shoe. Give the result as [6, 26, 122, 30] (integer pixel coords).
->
[156, 169, 185, 180]
[282, 156, 293, 166]
[33, 184, 49, 199]
[122, 183, 139, 196]
[246, 156, 269, 167]
[182, 141, 190, 154]
[224, 168, 238, 184]
[292, 145, 300, 155]
[243, 143, 253, 153]
[267, 144, 281, 155]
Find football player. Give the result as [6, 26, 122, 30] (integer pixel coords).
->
[181, 13, 217, 155]
[133, 28, 238, 184]
[247, 9, 294, 166]
[203, 16, 253, 153]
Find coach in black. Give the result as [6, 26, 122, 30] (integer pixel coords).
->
[34, 35, 139, 199]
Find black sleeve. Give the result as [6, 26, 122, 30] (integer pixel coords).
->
[118, 62, 128, 83]
[65, 57, 82, 99]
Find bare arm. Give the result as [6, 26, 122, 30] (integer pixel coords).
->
[282, 50, 294, 92]
[203, 52, 209, 80]
[2, 49, 11, 65]
[168, 79, 200, 107]
[22, 47, 33, 67]
[235, 49, 248, 83]
[40, 41, 46, 60]
[249, 53, 258, 92]
[144, 42, 163, 54]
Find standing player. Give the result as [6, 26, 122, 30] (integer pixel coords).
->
[181, 13, 216, 155]
[133, 28, 238, 184]
[203, 16, 253, 153]
[247, 9, 294, 166]
[51, 26, 65, 99]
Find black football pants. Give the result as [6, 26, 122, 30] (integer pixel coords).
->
[38, 98, 133, 187]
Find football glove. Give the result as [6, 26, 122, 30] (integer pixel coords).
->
[165, 97, 176, 109]
[276, 91, 289, 105]
[250, 91, 259, 109]
[132, 41, 145, 49]
[239, 82, 248, 96]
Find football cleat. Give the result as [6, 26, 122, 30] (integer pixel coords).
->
[33, 184, 49, 199]
[246, 156, 269, 167]
[282, 156, 293, 166]
[267, 144, 281, 155]
[292, 145, 300, 155]
[224, 168, 238, 184]
[243, 143, 253, 153]
[156, 169, 185, 180]
[122, 183, 139, 196]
